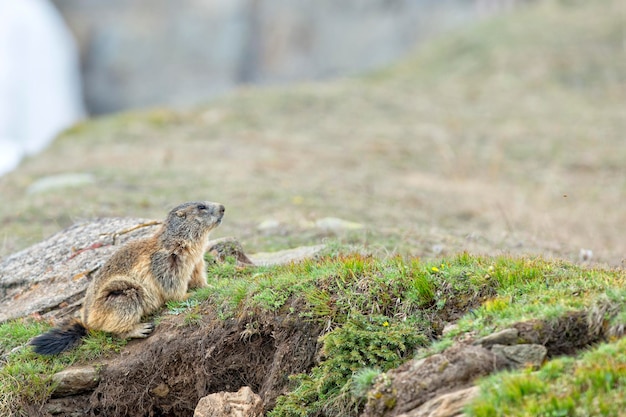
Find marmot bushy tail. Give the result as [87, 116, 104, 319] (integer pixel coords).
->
[30, 201, 225, 355]
[31, 319, 87, 355]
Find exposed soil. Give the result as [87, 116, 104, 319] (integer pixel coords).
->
[42, 299, 320, 417]
[514, 311, 600, 357]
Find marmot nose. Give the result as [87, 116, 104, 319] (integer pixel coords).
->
[216, 204, 225, 217]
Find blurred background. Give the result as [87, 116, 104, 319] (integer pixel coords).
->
[0, 0, 624, 267]
[53, 0, 523, 115]
[0, 0, 525, 175]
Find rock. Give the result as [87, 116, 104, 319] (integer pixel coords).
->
[249, 244, 326, 266]
[257, 219, 281, 232]
[579, 248, 593, 262]
[491, 344, 547, 368]
[0, 218, 159, 323]
[512, 312, 595, 356]
[441, 323, 458, 337]
[151, 383, 170, 398]
[473, 328, 519, 347]
[431, 244, 445, 255]
[207, 238, 324, 267]
[51, 366, 100, 397]
[363, 343, 509, 417]
[26, 173, 95, 194]
[194, 386, 263, 417]
[207, 237, 255, 266]
[398, 386, 479, 417]
[315, 217, 363, 232]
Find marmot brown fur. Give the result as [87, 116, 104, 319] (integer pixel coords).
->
[31, 201, 225, 355]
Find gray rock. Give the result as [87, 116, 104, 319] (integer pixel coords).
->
[0, 218, 159, 322]
[207, 237, 324, 267]
[194, 386, 263, 417]
[257, 219, 281, 232]
[441, 323, 459, 337]
[363, 343, 509, 417]
[473, 328, 519, 347]
[431, 244, 446, 255]
[315, 217, 363, 232]
[491, 344, 547, 368]
[51, 366, 100, 397]
[207, 237, 255, 267]
[249, 244, 325, 266]
[26, 173, 95, 194]
[399, 386, 479, 417]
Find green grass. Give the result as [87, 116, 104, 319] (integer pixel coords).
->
[0, 318, 127, 417]
[187, 252, 624, 416]
[0, 252, 624, 415]
[271, 313, 427, 416]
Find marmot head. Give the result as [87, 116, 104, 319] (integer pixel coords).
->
[165, 201, 225, 240]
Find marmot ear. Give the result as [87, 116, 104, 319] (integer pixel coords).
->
[175, 210, 186, 218]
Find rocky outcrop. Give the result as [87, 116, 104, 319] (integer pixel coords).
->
[490, 343, 547, 368]
[0, 217, 159, 323]
[363, 328, 552, 417]
[363, 344, 509, 417]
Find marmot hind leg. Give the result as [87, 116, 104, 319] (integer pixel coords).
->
[88, 280, 154, 338]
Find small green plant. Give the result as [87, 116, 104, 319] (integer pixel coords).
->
[79, 330, 127, 359]
[166, 298, 199, 315]
[351, 367, 381, 399]
[416, 338, 454, 359]
[270, 313, 427, 416]
[183, 311, 203, 327]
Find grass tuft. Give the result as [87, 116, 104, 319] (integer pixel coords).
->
[351, 367, 381, 399]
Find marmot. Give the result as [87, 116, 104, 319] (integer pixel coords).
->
[30, 201, 225, 355]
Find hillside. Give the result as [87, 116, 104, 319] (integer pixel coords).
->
[1, 0, 624, 266]
[0, 0, 625, 416]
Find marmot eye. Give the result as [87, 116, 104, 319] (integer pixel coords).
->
[197, 204, 207, 210]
